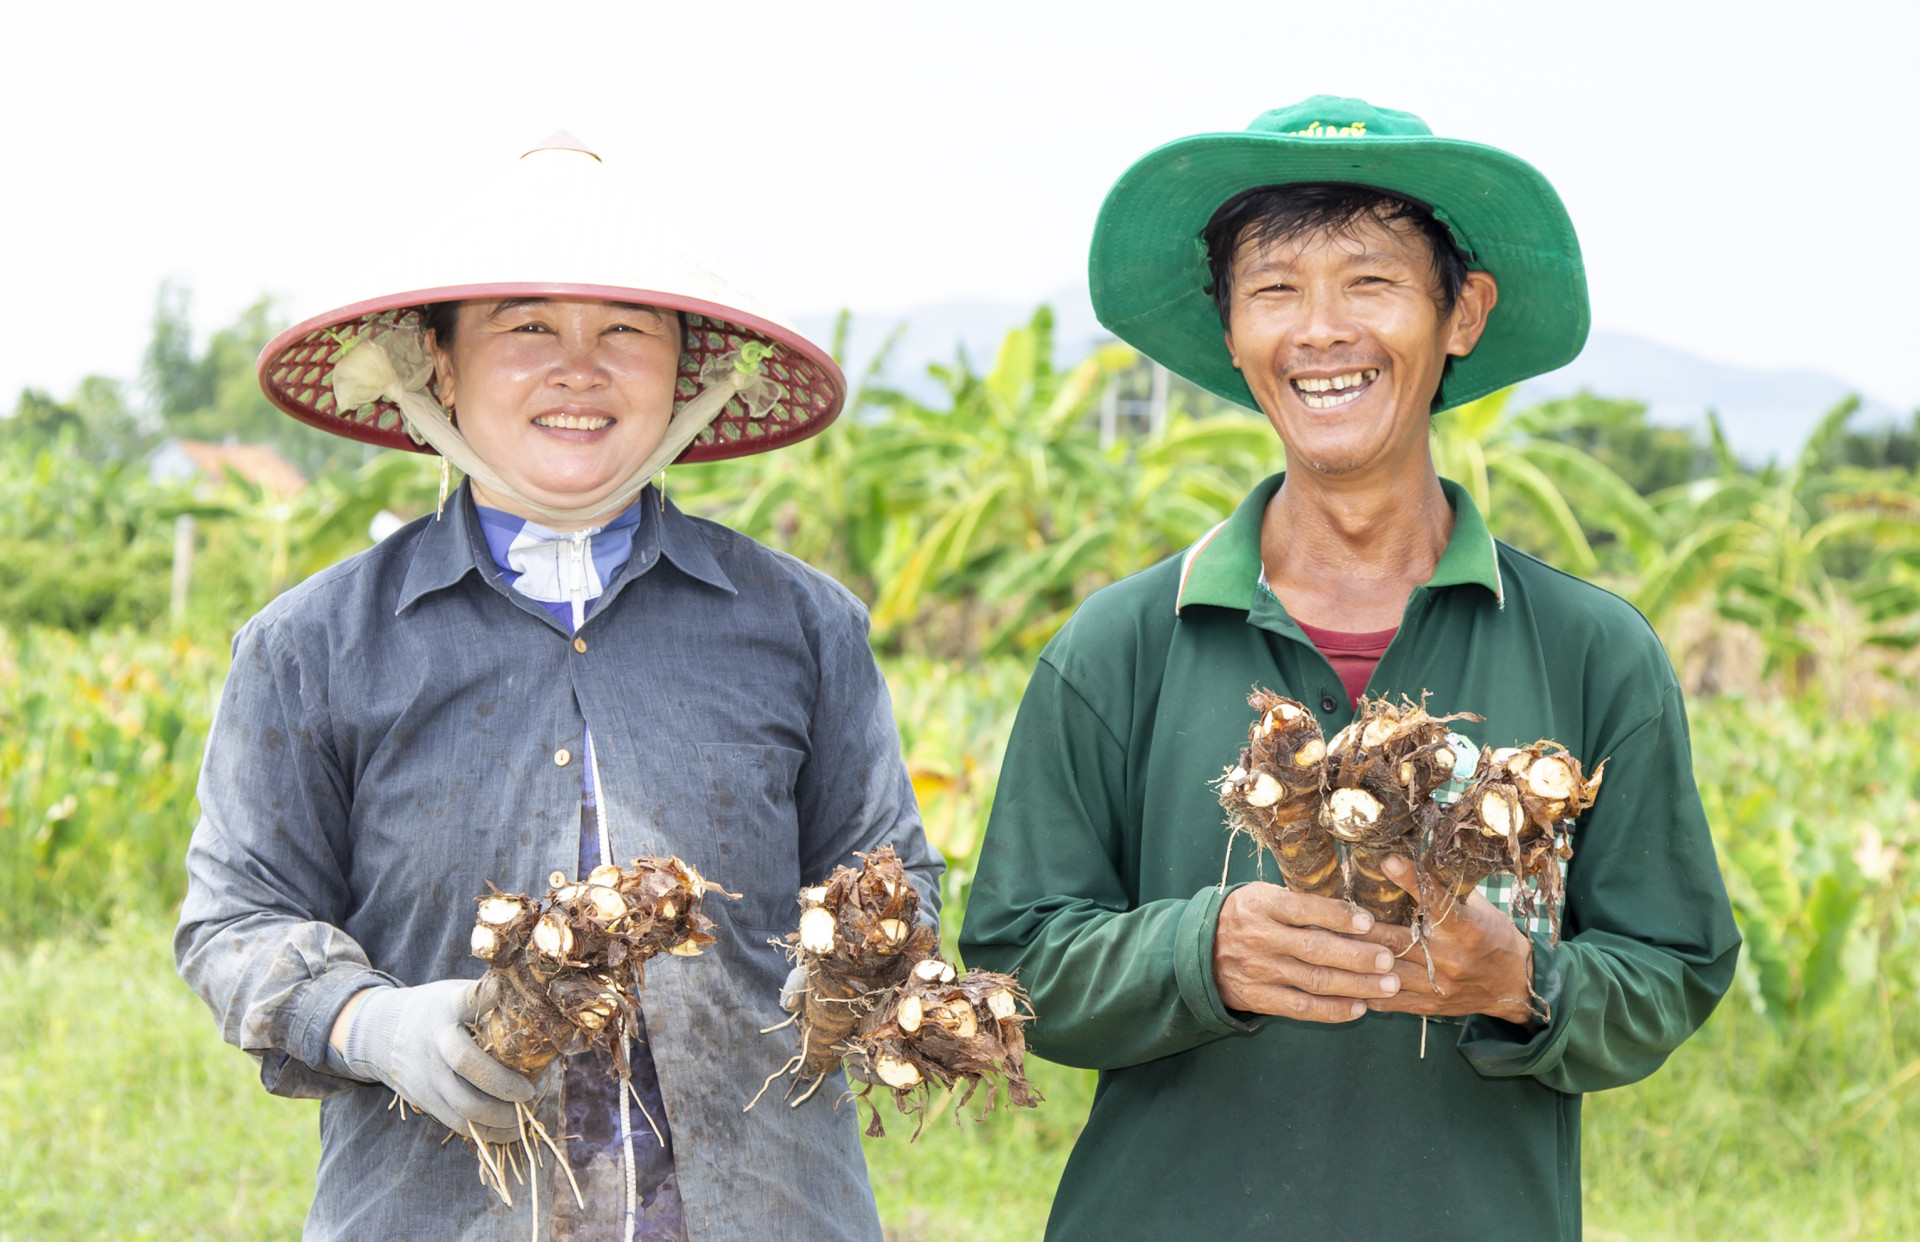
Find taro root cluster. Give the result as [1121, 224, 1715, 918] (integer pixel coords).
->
[453, 855, 729, 1212]
[761, 846, 1040, 1138]
[1425, 742, 1603, 937]
[1320, 695, 1482, 926]
[1218, 688, 1605, 939]
[469, 856, 725, 1077]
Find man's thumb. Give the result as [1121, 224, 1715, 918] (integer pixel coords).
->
[1381, 854, 1423, 899]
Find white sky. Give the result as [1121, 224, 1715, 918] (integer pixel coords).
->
[3, 0, 1916, 410]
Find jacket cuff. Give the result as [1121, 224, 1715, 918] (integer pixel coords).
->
[1174, 884, 1265, 1037]
[283, 966, 401, 1090]
[1455, 932, 1572, 1076]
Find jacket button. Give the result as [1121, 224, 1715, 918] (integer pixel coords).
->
[554, 748, 572, 767]
[1321, 695, 1338, 713]
[573, 637, 587, 654]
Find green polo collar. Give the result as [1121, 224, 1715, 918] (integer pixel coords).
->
[1174, 474, 1504, 615]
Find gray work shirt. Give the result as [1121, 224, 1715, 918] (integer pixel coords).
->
[174, 484, 942, 1241]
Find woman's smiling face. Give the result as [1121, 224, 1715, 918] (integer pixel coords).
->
[427, 297, 681, 525]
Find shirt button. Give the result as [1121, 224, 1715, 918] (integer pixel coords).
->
[554, 748, 572, 767]
[573, 637, 587, 654]
[1320, 694, 1339, 713]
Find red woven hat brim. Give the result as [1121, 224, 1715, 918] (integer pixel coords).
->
[258, 283, 845, 462]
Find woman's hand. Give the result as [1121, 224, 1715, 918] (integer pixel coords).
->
[334, 979, 537, 1143]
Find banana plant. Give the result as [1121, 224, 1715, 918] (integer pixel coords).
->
[673, 311, 919, 603]
[860, 307, 1140, 655]
[1644, 398, 1920, 699]
[1429, 388, 1664, 583]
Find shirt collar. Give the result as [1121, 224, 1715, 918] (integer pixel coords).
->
[397, 482, 735, 615]
[1174, 473, 1503, 616]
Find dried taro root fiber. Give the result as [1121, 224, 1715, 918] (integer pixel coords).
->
[1320, 694, 1481, 926]
[757, 846, 1040, 1138]
[1218, 689, 1337, 897]
[1426, 742, 1604, 939]
[453, 855, 731, 1211]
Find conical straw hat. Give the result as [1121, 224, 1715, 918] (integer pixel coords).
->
[256, 133, 844, 468]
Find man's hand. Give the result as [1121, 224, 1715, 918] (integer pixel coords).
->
[1213, 882, 1401, 1022]
[1359, 856, 1536, 1024]
[335, 978, 537, 1144]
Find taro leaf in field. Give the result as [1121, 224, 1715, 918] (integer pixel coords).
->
[1710, 781, 1870, 1032]
[1798, 869, 1864, 1021]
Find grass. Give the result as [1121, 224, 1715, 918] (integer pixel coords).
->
[1584, 986, 1920, 1241]
[0, 919, 316, 1242]
[5, 923, 1916, 1241]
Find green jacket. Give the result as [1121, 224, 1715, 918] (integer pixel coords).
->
[960, 474, 1739, 1241]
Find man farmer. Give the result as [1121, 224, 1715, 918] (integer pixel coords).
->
[176, 135, 939, 1240]
[959, 97, 1740, 1239]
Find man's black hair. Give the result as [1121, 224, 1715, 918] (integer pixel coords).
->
[1200, 182, 1472, 328]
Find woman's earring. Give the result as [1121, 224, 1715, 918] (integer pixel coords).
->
[657, 467, 667, 515]
[436, 455, 451, 519]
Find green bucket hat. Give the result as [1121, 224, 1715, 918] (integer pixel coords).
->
[1088, 95, 1588, 413]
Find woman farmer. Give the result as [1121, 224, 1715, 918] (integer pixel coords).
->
[175, 134, 941, 1241]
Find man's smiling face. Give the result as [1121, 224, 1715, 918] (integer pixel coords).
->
[1223, 210, 1496, 477]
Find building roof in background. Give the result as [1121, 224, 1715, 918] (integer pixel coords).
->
[150, 439, 306, 499]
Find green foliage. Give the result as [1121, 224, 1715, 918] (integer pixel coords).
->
[1692, 694, 1920, 1032]
[0, 919, 320, 1240]
[0, 416, 442, 634]
[679, 305, 1282, 659]
[188, 450, 445, 602]
[1822, 408, 1920, 474]
[1539, 392, 1717, 497]
[1581, 994, 1920, 1241]
[1432, 388, 1664, 577]
[9, 377, 148, 463]
[1640, 400, 1920, 698]
[0, 434, 193, 629]
[0, 628, 221, 933]
[142, 283, 364, 477]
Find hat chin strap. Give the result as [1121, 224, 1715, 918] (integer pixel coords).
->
[330, 326, 756, 524]
[398, 374, 747, 524]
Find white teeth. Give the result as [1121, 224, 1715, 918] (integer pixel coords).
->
[535, 413, 613, 431]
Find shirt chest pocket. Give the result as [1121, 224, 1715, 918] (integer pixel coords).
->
[685, 742, 806, 934]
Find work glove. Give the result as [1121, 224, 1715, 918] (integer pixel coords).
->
[780, 965, 808, 1013]
[341, 977, 536, 1144]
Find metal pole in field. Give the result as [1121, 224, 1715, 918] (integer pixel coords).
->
[171, 513, 195, 624]
[1149, 362, 1170, 439]
[1099, 379, 1119, 450]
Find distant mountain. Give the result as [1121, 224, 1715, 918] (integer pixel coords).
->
[796, 286, 1903, 465]
[1517, 335, 1903, 464]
